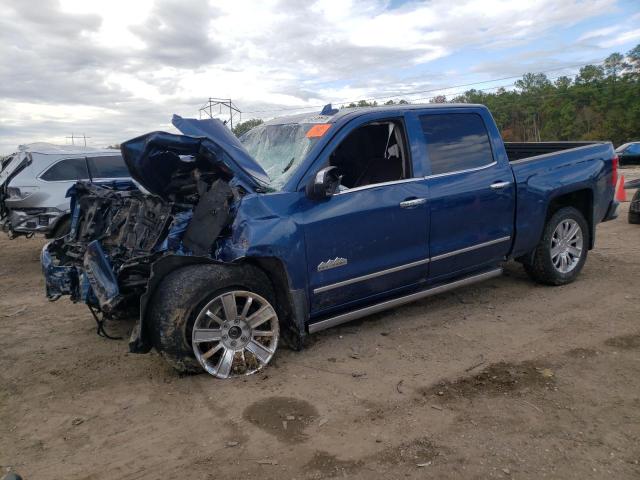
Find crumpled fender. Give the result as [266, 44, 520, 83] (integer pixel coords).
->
[130, 193, 311, 353]
[41, 241, 79, 300]
[129, 254, 221, 353]
[217, 193, 307, 291]
[83, 240, 120, 312]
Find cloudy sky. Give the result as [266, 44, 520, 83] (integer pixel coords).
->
[1, 0, 639, 154]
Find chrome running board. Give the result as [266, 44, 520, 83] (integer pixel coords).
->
[307, 267, 503, 334]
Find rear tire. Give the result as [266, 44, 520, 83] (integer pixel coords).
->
[147, 263, 276, 376]
[523, 207, 589, 286]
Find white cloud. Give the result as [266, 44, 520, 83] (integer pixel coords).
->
[0, 0, 633, 153]
[579, 25, 618, 41]
[597, 29, 640, 48]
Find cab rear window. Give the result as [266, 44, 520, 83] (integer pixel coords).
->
[420, 113, 494, 175]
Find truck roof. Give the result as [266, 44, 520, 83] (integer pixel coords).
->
[263, 103, 485, 126]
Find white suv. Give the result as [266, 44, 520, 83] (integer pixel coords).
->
[0, 143, 129, 238]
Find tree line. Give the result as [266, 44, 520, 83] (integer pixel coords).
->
[234, 44, 640, 146]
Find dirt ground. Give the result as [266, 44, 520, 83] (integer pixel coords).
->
[1, 171, 639, 480]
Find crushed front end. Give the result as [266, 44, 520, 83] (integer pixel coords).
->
[41, 116, 269, 348]
[42, 181, 205, 313]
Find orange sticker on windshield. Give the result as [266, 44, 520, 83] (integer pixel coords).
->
[306, 124, 331, 138]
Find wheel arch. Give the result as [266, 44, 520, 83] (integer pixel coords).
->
[239, 257, 307, 350]
[545, 188, 594, 249]
[129, 254, 307, 354]
[517, 188, 594, 265]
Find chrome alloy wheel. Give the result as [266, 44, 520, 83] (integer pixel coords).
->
[550, 218, 583, 274]
[191, 291, 279, 378]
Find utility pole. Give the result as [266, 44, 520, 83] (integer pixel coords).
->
[198, 98, 242, 131]
[65, 133, 91, 147]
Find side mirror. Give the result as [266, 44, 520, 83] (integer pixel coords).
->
[306, 166, 340, 200]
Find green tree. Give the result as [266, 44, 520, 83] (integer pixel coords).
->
[232, 118, 263, 137]
[604, 53, 625, 77]
[441, 43, 640, 145]
[554, 76, 572, 89]
[627, 44, 640, 73]
[429, 95, 447, 103]
[515, 72, 551, 92]
[575, 65, 605, 84]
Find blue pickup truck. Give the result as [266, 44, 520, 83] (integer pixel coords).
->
[42, 104, 619, 379]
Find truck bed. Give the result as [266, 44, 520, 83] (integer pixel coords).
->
[504, 141, 607, 162]
[507, 140, 615, 260]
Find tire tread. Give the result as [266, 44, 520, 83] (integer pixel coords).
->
[147, 263, 274, 374]
[523, 206, 589, 286]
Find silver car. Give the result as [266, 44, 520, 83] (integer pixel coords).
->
[0, 143, 129, 238]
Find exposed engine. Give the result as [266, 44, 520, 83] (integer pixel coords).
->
[43, 168, 235, 317]
[41, 114, 271, 350]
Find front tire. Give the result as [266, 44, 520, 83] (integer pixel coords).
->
[523, 207, 589, 286]
[147, 263, 278, 377]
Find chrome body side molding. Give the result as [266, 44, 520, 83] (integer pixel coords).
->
[430, 236, 511, 262]
[313, 258, 430, 294]
[308, 268, 503, 334]
[313, 236, 510, 294]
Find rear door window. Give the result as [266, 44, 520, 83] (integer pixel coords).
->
[40, 158, 90, 181]
[87, 155, 129, 178]
[420, 113, 494, 175]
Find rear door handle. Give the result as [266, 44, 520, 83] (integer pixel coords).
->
[490, 181, 511, 190]
[400, 198, 426, 208]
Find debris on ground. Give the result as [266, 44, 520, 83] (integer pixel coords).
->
[464, 355, 486, 372]
[2, 307, 26, 317]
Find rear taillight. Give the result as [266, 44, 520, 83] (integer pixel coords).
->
[611, 155, 618, 186]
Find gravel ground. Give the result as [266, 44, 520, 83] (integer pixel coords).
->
[1, 169, 639, 479]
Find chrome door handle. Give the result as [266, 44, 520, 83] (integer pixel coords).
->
[400, 198, 426, 208]
[490, 181, 511, 190]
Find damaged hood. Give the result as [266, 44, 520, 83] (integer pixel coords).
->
[120, 115, 270, 197]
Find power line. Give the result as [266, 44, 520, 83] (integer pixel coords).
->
[242, 59, 606, 115]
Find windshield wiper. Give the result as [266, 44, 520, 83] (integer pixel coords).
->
[282, 157, 295, 174]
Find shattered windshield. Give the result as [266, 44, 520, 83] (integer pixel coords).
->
[240, 123, 324, 189]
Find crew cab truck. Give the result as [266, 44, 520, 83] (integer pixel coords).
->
[41, 104, 619, 379]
